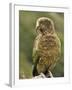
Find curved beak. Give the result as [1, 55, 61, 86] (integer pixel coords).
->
[35, 26, 40, 32]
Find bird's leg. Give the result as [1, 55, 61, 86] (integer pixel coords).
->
[46, 70, 53, 78]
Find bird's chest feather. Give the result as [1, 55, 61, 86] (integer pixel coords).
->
[38, 34, 60, 62]
[38, 35, 57, 52]
[35, 34, 60, 61]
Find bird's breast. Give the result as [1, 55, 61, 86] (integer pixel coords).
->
[38, 34, 61, 62]
[35, 34, 61, 73]
[38, 34, 57, 51]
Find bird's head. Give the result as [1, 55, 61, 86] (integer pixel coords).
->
[36, 17, 55, 35]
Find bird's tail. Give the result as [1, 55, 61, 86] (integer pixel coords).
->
[32, 65, 39, 77]
[32, 56, 40, 77]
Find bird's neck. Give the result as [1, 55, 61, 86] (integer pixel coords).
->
[42, 31, 55, 36]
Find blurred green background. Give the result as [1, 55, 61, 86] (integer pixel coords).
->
[19, 10, 64, 79]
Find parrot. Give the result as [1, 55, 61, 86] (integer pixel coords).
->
[32, 17, 61, 78]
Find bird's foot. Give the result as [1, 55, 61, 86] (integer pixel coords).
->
[46, 70, 53, 78]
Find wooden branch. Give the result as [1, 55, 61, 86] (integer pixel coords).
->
[33, 71, 53, 79]
[20, 71, 53, 79]
[32, 73, 46, 79]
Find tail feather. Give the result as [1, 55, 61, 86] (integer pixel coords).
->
[32, 65, 39, 76]
[32, 56, 40, 77]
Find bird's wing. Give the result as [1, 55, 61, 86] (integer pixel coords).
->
[32, 36, 41, 76]
[32, 36, 40, 64]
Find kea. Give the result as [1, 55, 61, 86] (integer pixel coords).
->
[32, 17, 61, 78]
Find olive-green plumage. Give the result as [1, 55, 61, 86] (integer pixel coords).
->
[32, 17, 61, 77]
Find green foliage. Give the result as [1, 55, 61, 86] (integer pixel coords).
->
[19, 11, 64, 78]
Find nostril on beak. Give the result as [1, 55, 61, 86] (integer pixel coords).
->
[40, 28, 43, 32]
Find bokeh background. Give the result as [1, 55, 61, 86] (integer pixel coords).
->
[19, 10, 64, 79]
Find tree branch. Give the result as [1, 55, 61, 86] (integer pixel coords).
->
[33, 71, 53, 79]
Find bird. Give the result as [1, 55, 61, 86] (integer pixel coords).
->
[32, 17, 61, 78]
